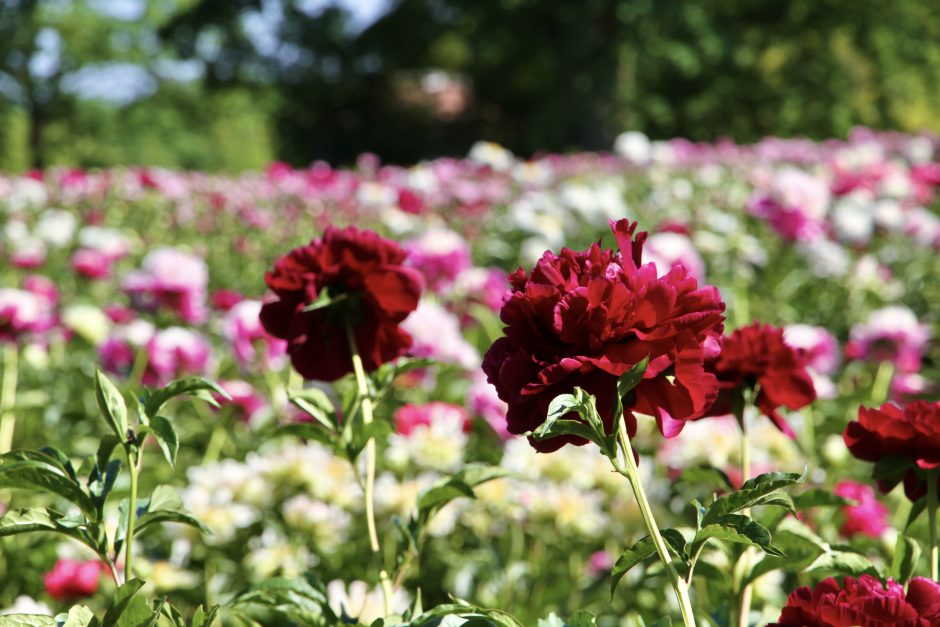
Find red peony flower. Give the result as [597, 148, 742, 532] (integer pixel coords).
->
[482, 219, 725, 452]
[259, 226, 423, 381]
[43, 559, 103, 601]
[699, 323, 816, 437]
[771, 575, 940, 626]
[843, 401, 940, 501]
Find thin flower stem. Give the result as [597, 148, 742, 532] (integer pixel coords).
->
[735, 401, 753, 627]
[928, 469, 939, 581]
[0, 343, 19, 454]
[345, 325, 394, 618]
[614, 420, 697, 627]
[125, 447, 139, 583]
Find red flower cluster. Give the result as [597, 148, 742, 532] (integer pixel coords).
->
[771, 575, 940, 627]
[260, 226, 423, 381]
[43, 559, 103, 601]
[843, 401, 940, 501]
[700, 323, 816, 437]
[482, 219, 725, 452]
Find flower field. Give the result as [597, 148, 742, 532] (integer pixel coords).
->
[1, 128, 939, 626]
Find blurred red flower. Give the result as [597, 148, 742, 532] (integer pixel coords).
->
[482, 219, 725, 452]
[44, 559, 103, 601]
[260, 226, 423, 381]
[771, 575, 940, 626]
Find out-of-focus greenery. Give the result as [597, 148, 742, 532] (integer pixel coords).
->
[3, 0, 940, 171]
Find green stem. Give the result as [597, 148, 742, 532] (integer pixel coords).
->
[345, 325, 394, 618]
[125, 448, 139, 583]
[0, 343, 19, 454]
[735, 401, 753, 627]
[929, 469, 939, 581]
[614, 420, 696, 627]
[870, 361, 894, 406]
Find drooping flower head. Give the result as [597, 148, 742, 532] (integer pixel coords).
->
[259, 226, 423, 382]
[844, 401, 940, 501]
[771, 575, 940, 627]
[482, 219, 726, 452]
[700, 323, 816, 437]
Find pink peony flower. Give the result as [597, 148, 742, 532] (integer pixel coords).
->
[749, 168, 830, 242]
[0, 288, 55, 343]
[211, 289, 244, 312]
[833, 481, 889, 539]
[469, 372, 511, 440]
[845, 306, 930, 373]
[215, 380, 267, 424]
[784, 324, 840, 375]
[402, 300, 479, 370]
[71, 248, 113, 279]
[144, 327, 212, 386]
[644, 231, 706, 283]
[122, 247, 208, 324]
[43, 559, 103, 601]
[405, 228, 472, 292]
[393, 402, 471, 436]
[586, 550, 614, 578]
[98, 320, 155, 377]
[223, 300, 286, 370]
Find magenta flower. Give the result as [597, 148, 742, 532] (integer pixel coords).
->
[469, 372, 511, 440]
[71, 248, 113, 280]
[644, 231, 706, 283]
[43, 559, 103, 601]
[144, 327, 212, 386]
[833, 481, 889, 539]
[215, 380, 267, 424]
[393, 402, 471, 436]
[845, 306, 930, 373]
[222, 300, 286, 370]
[749, 168, 830, 242]
[122, 247, 209, 324]
[98, 321, 155, 377]
[405, 227, 472, 292]
[0, 288, 55, 343]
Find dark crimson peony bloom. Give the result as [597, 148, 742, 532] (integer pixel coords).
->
[259, 226, 423, 381]
[699, 323, 816, 437]
[482, 219, 725, 452]
[843, 401, 940, 501]
[771, 575, 940, 627]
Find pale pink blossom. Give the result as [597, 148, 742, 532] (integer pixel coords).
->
[644, 231, 706, 282]
[222, 300, 286, 369]
[846, 306, 931, 373]
[123, 247, 208, 323]
[749, 168, 830, 241]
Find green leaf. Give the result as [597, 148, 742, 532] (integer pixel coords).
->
[891, 535, 921, 584]
[133, 485, 208, 536]
[872, 455, 913, 483]
[907, 498, 927, 531]
[144, 377, 229, 419]
[610, 536, 657, 597]
[0, 461, 97, 516]
[566, 610, 597, 627]
[228, 576, 336, 625]
[678, 465, 734, 491]
[275, 422, 335, 448]
[102, 579, 152, 627]
[792, 489, 852, 510]
[693, 514, 784, 557]
[60, 605, 96, 627]
[191, 605, 220, 627]
[38, 447, 79, 483]
[148, 416, 179, 468]
[288, 388, 336, 431]
[701, 469, 805, 525]
[531, 418, 597, 444]
[534, 388, 616, 458]
[0, 616, 57, 626]
[96, 435, 121, 474]
[617, 356, 649, 399]
[95, 369, 129, 439]
[805, 550, 880, 578]
[417, 464, 507, 520]
[661, 529, 688, 560]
